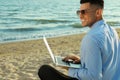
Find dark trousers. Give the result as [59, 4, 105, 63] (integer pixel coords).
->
[38, 65, 78, 80]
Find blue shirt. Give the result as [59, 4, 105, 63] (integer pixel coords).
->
[68, 20, 120, 80]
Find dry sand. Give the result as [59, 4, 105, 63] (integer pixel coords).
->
[0, 28, 120, 80]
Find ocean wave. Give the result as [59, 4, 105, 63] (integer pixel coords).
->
[0, 27, 42, 32]
[9, 18, 72, 24]
[70, 23, 83, 28]
[107, 21, 120, 26]
[0, 25, 68, 32]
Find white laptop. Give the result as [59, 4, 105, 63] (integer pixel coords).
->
[43, 36, 81, 68]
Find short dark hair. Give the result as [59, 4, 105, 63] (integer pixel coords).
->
[80, 0, 104, 9]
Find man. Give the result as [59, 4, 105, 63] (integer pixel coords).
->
[38, 0, 120, 80]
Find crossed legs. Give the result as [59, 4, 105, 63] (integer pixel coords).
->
[38, 65, 78, 80]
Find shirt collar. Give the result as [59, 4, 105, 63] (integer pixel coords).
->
[87, 20, 106, 35]
[91, 19, 105, 29]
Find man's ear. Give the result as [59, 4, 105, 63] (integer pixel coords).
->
[96, 9, 103, 17]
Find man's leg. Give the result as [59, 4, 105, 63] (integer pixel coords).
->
[38, 65, 78, 80]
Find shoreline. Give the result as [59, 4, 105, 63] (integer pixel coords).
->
[0, 28, 88, 44]
[0, 28, 120, 80]
[0, 27, 120, 44]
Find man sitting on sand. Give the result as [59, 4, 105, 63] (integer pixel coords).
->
[38, 0, 120, 80]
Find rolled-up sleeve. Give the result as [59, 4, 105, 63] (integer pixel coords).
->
[68, 36, 102, 80]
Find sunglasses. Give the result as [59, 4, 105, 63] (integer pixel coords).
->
[76, 9, 88, 16]
[76, 8, 98, 16]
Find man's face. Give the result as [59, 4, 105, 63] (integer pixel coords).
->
[79, 3, 98, 27]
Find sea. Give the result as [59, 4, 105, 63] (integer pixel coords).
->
[0, 0, 120, 43]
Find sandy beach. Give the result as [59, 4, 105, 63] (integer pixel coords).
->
[0, 28, 120, 80]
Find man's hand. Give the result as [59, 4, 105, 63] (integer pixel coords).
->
[62, 54, 80, 64]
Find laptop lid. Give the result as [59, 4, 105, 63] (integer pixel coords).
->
[43, 36, 56, 63]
